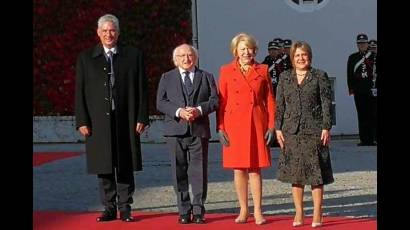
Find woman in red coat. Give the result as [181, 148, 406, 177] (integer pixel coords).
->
[217, 33, 276, 225]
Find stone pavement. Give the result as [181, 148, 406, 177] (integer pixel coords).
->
[33, 139, 376, 218]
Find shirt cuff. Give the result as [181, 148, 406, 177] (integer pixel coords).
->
[176, 108, 182, 117]
[196, 106, 202, 115]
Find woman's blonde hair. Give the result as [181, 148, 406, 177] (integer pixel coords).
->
[230, 33, 258, 57]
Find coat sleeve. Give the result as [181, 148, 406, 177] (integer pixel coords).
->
[275, 72, 286, 130]
[136, 51, 149, 125]
[264, 68, 276, 129]
[156, 73, 180, 119]
[198, 73, 219, 116]
[318, 71, 332, 130]
[216, 67, 227, 131]
[75, 53, 91, 129]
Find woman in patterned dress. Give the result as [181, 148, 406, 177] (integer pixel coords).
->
[275, 41, 334, 228]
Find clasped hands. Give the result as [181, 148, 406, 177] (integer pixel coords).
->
[179, 106, 201, 122]
[218, 128, 274, 147]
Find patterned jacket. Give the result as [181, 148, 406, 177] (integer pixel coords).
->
[275, 68, 332, 135]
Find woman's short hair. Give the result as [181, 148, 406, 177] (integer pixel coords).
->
[289, 41, 313, 66]
[98, 14, 120, 33]
[230, 33, 258, 57]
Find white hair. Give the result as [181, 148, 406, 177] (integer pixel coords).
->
[172, 44, 198, 66]
[97, 14, 120, 33]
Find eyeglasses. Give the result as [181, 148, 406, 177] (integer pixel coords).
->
[176, 54, 195, 58]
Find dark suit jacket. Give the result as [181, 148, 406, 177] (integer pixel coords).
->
[75, 43, 149, 174]
[275, 68, 332, 135]
[156, 67, 218, 138]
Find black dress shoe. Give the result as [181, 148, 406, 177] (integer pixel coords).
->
[178, 214, 191, 224]
[96, 209, 117, 222]
[120, 211, 135, 222]
[193, 214, 205, 224]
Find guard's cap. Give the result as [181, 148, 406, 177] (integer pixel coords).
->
[368, 39, 377, 48]
[272, 37, 284, 47]
[283, 39, 292, 48]
[268, 41, 280, 49]
[356, 33, 368, 43]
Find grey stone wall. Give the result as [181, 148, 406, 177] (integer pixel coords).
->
[33, 116, 166, 143]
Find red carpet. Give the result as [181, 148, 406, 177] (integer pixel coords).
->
[33, 211, 376, 230]
[33, 152, 83, 167]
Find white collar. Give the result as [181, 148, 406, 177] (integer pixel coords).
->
[178, 67, 194, 75]
[103, 46, 117, 54]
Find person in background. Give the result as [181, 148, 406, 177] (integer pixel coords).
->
[275, 41, 334, 228]
[217, 33, 276, 225]
[156, 44, 218, 224]
[75, 13, 149, 222]
[282, 39, 293, 70]
[262, 40, 283, 96]
[368, 39, 377, 53]
[347, 33, 377, 146]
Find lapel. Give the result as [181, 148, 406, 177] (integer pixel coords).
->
[229, 60, 252, 89]
[91, 43, 124, 81]
[248, 62, 264, 82]
[298, 68, 314, 88]
[91, 44, 108, 75]
[171, 68, 187, 100]
[230, 60, 267, 92]
[192, 67, 202, 96]
[113, 45, 125, 80]
[288, 70, 299, 91]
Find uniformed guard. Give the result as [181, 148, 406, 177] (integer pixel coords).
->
[272, 37, 284, 54]
[262, 40, 275, 66]
[368, 39, 377, 53]
[262, 40, 284, 96]
[272, 37, 283, 46]
[347, 33, 377, 146]
[282, 39, 292, 70]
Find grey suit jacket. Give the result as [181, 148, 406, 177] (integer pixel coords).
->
[156, 67, 218, 138]
[275, 68, 332, 135]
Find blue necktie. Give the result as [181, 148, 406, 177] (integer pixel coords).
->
[107, 51, 115, 87]
[184, 71, 193, 95]
[107, 51, 115, 110]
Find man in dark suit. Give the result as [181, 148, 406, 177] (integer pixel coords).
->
[75, 14, 149, 222]
[156, 44, 218, 224]
[347, 33, 377, 146]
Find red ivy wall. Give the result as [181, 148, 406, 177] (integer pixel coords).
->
[33, 0, 192, 115]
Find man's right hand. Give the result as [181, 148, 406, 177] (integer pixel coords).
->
[79, 126, 91, 137]
[218, 130, 230, 146]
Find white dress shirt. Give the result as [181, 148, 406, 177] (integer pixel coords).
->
[175, 67, 202, 117]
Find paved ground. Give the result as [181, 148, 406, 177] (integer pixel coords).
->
[33, 139, 376, 218]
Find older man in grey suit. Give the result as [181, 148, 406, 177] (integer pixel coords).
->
[156, 44, 218, 224]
